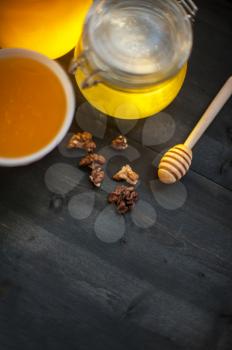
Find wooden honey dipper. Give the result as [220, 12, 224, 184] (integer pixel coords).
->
[158, 77, 232, 184]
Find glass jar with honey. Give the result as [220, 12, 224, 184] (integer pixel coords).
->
[73, 0, 197, 119]
[0, 0, 92, 59]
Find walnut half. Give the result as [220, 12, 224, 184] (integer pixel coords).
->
[108, 185, 138, 214]
[67, 131, 96, 152]
[90, 167, 105, 188]
[111, 135, 128, 150]
[79, 153, 106, 169]
[113, 165, 139, 186]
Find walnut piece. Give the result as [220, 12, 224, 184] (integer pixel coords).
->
[108, 185, 138, 214]
[113, 165, 139, 185]
[67, 131, 96, 152]
[90, 167, 105, 188]
[79, 153, 106, 169]
[111, 135, 128, 150]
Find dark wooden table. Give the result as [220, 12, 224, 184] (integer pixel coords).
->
[0, 1, 232, 349]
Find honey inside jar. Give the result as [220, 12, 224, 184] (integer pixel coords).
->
[0, 56, 67, 158]
[0, 0, 92, 59]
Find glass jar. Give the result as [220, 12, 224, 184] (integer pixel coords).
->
[72, 0, 197, 119]
[0, 0, 92, 59]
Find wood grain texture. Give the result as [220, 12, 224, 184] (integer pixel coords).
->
[0, 1, 232, 349]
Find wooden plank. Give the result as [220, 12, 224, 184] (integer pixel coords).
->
[0, 134, 232, 350]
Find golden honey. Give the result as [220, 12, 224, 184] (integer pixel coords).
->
[0, 0, 92, 59]
[0, 57, 67, 158]
[76, 63, 187, 119]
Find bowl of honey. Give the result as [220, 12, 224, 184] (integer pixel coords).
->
[0, 48, 75, 167]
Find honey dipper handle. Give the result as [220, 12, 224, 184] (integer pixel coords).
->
[184, 76, 232, 150]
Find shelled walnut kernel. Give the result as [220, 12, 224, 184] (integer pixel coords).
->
[108, 185, 138, 214]
[67, 131, 96, 152]
[113, 165, 139, 185]
[111, 135, 128, 150]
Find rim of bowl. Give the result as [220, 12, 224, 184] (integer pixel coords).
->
[0, 48, 75, 167]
